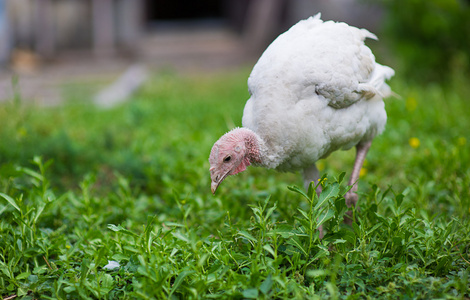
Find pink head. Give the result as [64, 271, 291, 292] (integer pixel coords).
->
[209, 128, 260, 194]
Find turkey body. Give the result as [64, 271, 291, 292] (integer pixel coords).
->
[242, 14, 394, 172]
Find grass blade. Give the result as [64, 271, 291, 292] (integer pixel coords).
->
[0, 192, 21, 212]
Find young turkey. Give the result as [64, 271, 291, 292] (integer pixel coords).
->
[209, 14, 394, 222]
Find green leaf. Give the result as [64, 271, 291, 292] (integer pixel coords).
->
[315, 183, 340, 210]
[169, 270, 195, 297]
[312, 247, 329, 261]
[172, 231, 190, 243]
[17, 239, 22, 252]
[0, 263, 11, 279]
[0, 205, 7, 216]
[242, 288, 259, 299]
[334, 197, 347, 215]
[16, 271, 30, 280]
[374, 212, 389, 226]
[112, 254, 129, 261]
[265, 203, 277, 220]
[269, 224, 295, 238]
[352, 222, 361, 236]
[0, 192, 21, 212]
[33, 265, 48, 275]
[366, 223, 382, 236]
[287, 235, 308, 256]
[307, 269, 329, 278]
[107, 224, 139, 237]
[297, 207, 309, 220]
[28, 274, 39, 283]
[163, 222, 185, 228]
[412, 245, 426, 263]
[100, 273, 114, 291]
[64, 286, 76, 293]
[263, 244, 275, 257]
[288, 185, 310, 200]
[18, 167, 44, 182]
[33, 202, 47, 224]
[317, 209, 335, 227]
[259, 274, 273, 295]
[231, 252, 248, 263]
[324, 229, 356, 245]
[337, 172, 346, 184]
[295, 217, 311, 231]
[307, 181, 318, 200]
[80, 258, 91, 282]
[17, 287, 28, 297]
[198, 253, 210, 268]
[238, 230, 257, 244]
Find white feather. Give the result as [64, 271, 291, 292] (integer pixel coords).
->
[242, 15, 394, 172]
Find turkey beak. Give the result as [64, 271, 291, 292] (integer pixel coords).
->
[211, 176, 224, 194]
[211, 181, 219, 194]
[210, 167, 228, 194]
[210, 166, 220, 194]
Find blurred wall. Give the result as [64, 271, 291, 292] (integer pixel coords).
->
[2, 0, 383, 63]
[0, 0, 11, 65]
[5, 0, 142, 59]
[242, 0, 383, 55]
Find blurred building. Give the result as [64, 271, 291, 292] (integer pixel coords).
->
[1, 0, 383, 66]
[0, 0, 384, 105]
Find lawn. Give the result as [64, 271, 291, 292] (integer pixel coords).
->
[0, 67, 469, 299]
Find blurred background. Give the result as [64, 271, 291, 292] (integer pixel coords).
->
[2, 0, 467, 106]
[1, 0, 469, 105]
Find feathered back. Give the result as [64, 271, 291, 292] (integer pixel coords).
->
[247, 13, 393, 108]
[241, 14, 394, 171]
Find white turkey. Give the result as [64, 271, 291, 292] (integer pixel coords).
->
[209, 14, 394, 223]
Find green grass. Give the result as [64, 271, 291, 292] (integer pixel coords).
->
[0, 68, 469, 299]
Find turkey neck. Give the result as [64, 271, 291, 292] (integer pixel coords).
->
[239, 128, 264, 166]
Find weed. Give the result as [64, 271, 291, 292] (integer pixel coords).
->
[0, 70, 469, 298]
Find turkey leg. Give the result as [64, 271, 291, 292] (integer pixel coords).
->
[344, 141, 372, 224]
[303, 164, 320, 193]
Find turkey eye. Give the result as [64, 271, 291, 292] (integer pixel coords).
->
[223, 156, 232, 163]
